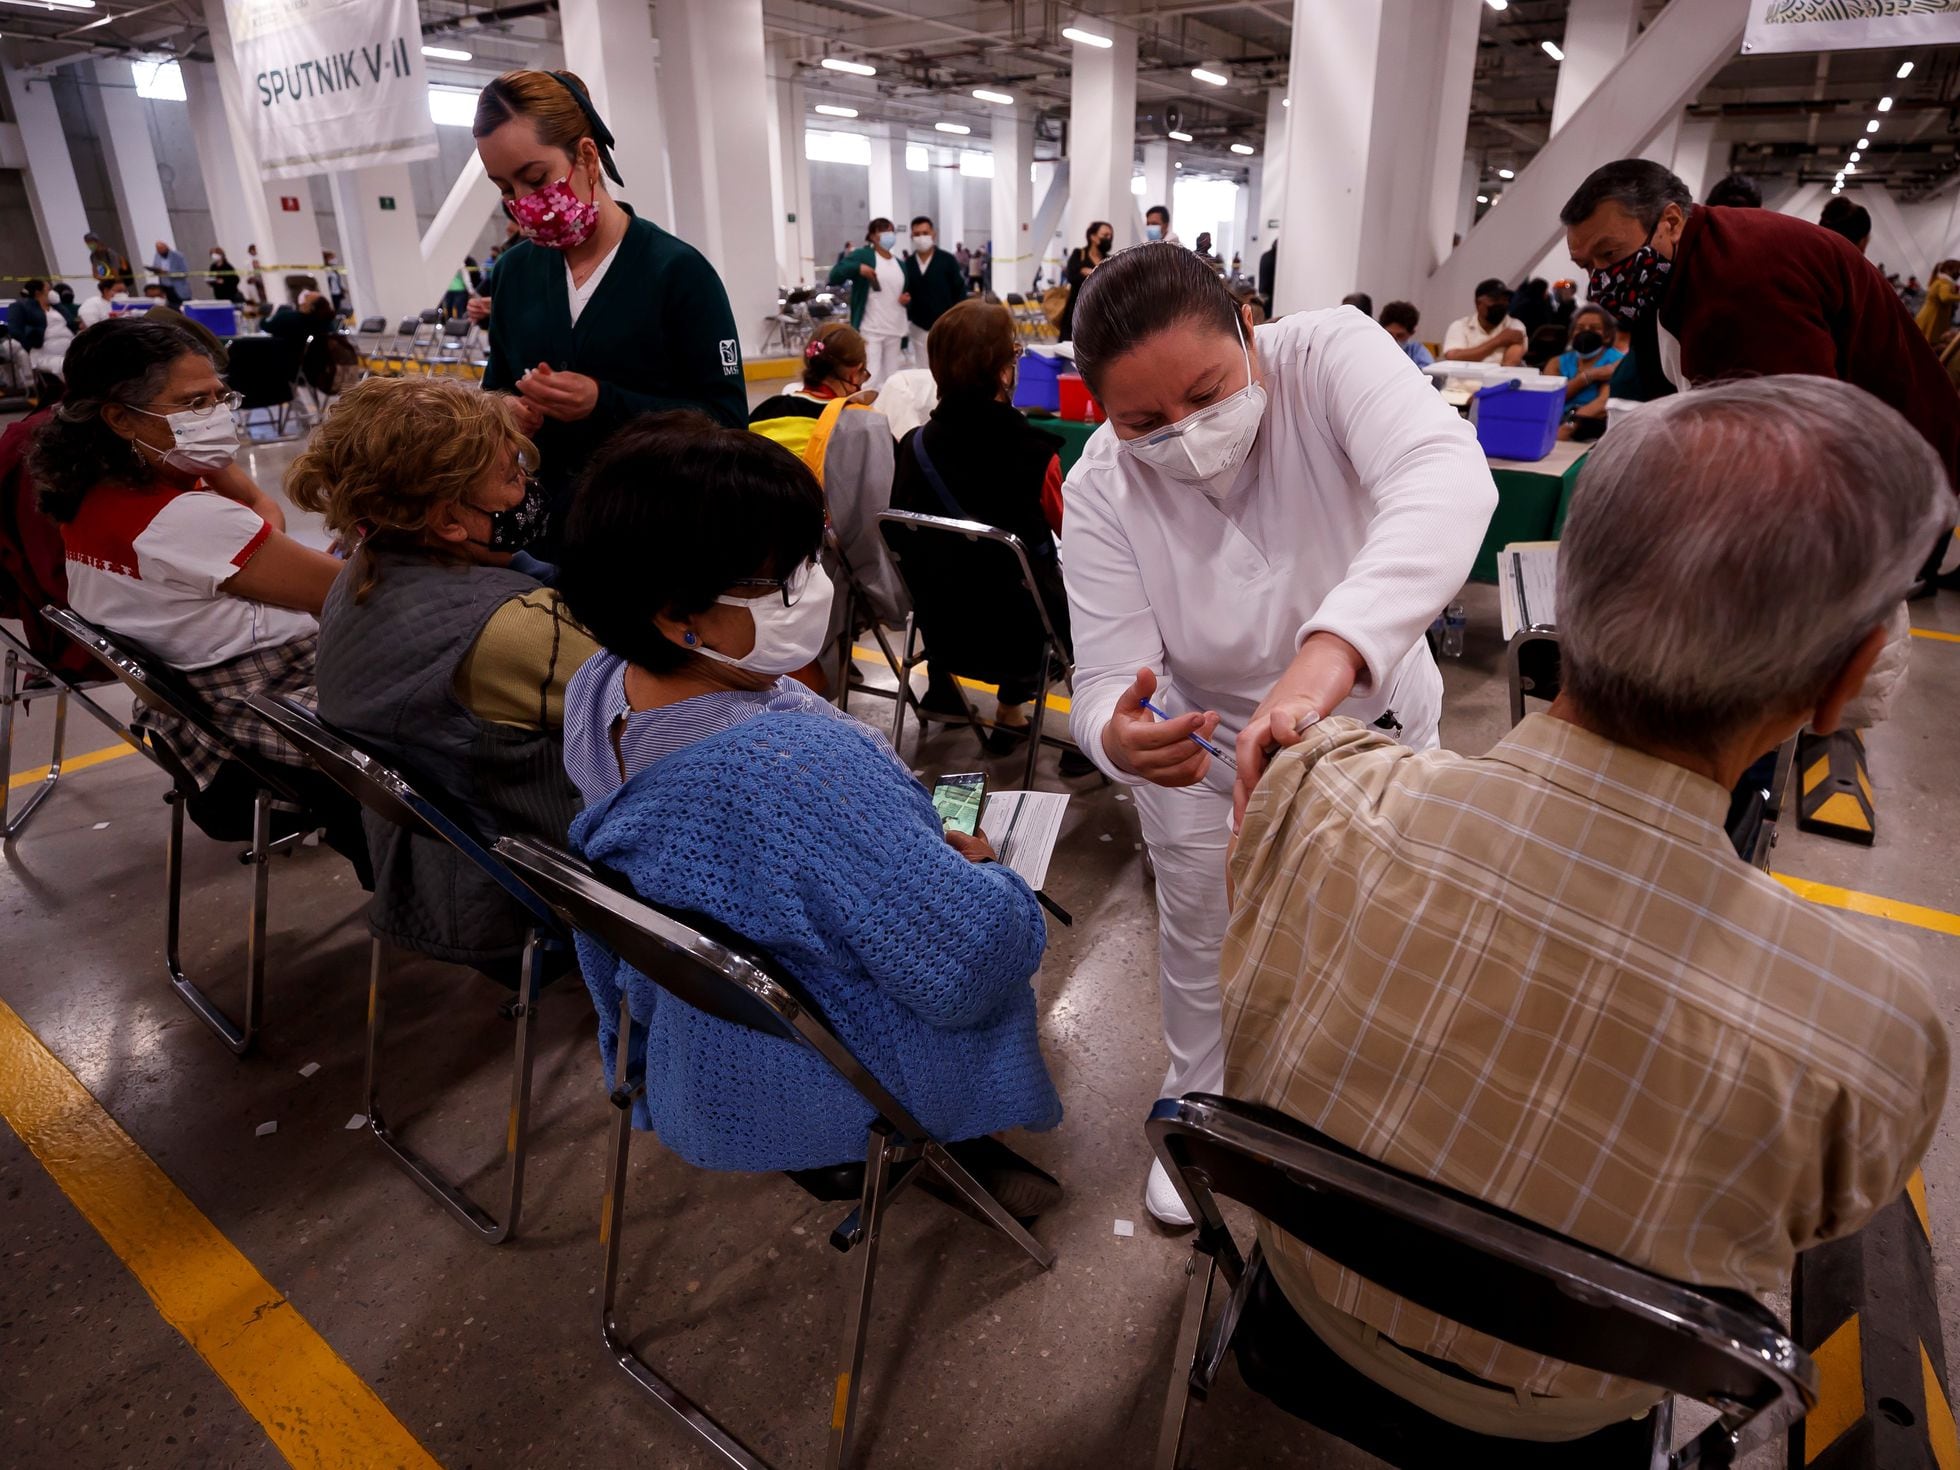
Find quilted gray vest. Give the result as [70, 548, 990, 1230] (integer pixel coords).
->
[316, 552, 580, 976]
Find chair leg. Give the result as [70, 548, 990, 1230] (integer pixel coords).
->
[827, 1122, 897, 1470]
[363, 930, 542, 1244]
[1023, 654, 1054, 790]
[1193, 1239, 1261, 1395]
[163, 784, 267, 1055]
[918, 1138, 1056, 1270]
[598, 994, 768, 1469]
[1155, 1249, 1217, 1470]
[889, 616, 917, 750]
[0, 650, 67, 841]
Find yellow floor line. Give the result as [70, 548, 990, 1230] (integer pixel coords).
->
[849, 644, 1072, 715]
[0, 997, 442, 1470]
[1911, 627, 1960, 644]
[1776, 875, 1960, 940]
[7, 739, 138, 791]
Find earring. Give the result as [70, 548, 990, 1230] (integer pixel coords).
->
[683, 630, 697, 646]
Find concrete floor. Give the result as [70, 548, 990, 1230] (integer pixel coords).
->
[3, 425, 1958, 1469]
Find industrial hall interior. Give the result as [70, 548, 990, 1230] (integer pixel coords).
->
[4, 0, 1960, 1465]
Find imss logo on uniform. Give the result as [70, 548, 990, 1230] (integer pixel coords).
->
[719, 339, 739, 373]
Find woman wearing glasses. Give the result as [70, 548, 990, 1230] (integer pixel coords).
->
[27, 315, 367, 874]
[287, 376, 597, 986]
[554, 410, 1063, 1208]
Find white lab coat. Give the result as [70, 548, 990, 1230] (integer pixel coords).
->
[1060, 305, 1496, 1099]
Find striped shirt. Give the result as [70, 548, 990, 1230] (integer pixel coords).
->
[1222, 713, 1947, 1401]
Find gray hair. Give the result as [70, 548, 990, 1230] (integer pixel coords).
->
[1559, 376, 1955, 752]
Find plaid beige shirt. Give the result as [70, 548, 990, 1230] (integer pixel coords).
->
[1222, 713, 1948, 1400]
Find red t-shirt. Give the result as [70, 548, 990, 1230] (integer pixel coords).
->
[1661, 205, 1960, 488]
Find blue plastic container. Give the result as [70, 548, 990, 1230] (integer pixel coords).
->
[1012, 351, 1064, 413]
[1471, 378, 1564, 462]
[181, 300, 240, 339]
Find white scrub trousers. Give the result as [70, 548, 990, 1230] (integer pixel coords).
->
[864, 333, 905, 390]
[1137, 701, 1442, 1104]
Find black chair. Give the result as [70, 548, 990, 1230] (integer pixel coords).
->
[227, 334, 309, 440]
[493, 833, 1057, 1470]
[877, 508, 1075, 789]
[1147, 1095, 1816, 1470]
[1, 621, 154, 840]
[43, 607, 332, 1053]
[246, 692, 567, 1244]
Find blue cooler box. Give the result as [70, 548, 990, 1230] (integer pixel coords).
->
[1471, 378, 1564, 462]
[1012, 350, 1065, 413]
[181, 300, 239, 339]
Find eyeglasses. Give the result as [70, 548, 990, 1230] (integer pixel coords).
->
[730, 563, 814, 608]
[144, 390, 243, 418]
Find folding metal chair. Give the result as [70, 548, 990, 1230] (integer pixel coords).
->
[428, 317, 473, 370]
[228, 334, 310, 441]
[0, 621, 150, 840]
[247, 692, 568, 1245]
[877, 509, 1076, 789]
[494, 833, 1058, 1470]
[44, 607, 323, 1054]
[352, 315, 389, 370]
[1148, 1095, 1817, 1470]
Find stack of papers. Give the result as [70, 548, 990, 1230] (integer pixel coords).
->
[980, 790, 1069, 891]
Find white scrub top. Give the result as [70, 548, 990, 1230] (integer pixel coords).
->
[860, 253, 909, 339]
[1062, 306, 1498, 781]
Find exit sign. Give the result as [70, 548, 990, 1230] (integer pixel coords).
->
[279, 195, 300, 212]
[379, 196, 397, 211]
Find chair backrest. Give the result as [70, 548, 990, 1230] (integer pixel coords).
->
[495, 833, 927, 1132]
[42, 605, 305, 802]
[224, 335, 298, 407]
[419, 308, 443, 325]
[357, 315, 387, 334]
[395, 316, 422, 338]
[877, 508, 1064, 685]
[1149, 1095, 1816, 1461]
[245, 692, 566, 939]
[442, 318, 470, 339]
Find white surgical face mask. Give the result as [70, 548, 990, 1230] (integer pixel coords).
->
[1121, 321, 1266, 499]
[912, 234, 934, 253]
[877, 231, 898, 252]
[1145, 223, 1164, 242]
[693, 562, 836, 675]
[132, 402, 240, 473]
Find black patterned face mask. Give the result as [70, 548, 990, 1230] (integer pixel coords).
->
[468, 478, 548, 552]
[1587, 225, 1673, 324]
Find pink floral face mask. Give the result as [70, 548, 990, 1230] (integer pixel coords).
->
[507, 172, 598, 250]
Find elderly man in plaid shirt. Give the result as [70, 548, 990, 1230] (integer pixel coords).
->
[1221, 375, 1952, 1441]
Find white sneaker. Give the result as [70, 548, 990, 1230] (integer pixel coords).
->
[1144, 1156, 1195, 1228]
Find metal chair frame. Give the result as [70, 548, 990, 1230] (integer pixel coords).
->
[0, 622, 152, 841]
[247, 692, 566, 1244]
[876, 509, 1077, 789]
[494, 833, 1057, 1470]
[1148, 1095, 1816, 1470]
[44, 607, 313, 1054]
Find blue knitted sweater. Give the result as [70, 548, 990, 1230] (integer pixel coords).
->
[568, 708, 1062, 1171]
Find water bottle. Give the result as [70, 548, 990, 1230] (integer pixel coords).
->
[1442, 601, 1467, 658]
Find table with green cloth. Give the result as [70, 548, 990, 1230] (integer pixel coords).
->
[1472, 438, 1590, 583]
[1032, 413, 1099, 472]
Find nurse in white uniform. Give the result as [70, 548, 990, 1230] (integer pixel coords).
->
[1062, 246, 1497, 1225]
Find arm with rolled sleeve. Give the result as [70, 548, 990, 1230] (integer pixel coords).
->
[1060, 473, 1166, 785]
[1295, 309, 1497, 696]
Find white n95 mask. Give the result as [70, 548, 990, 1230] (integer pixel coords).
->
[1121, 321, 1266, 499]
[693, 561, 836, 675]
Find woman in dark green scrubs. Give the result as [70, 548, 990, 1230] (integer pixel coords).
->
[473, 69, 747, 548]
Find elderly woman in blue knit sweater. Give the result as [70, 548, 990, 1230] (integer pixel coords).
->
[557, 411, 1063, 1208]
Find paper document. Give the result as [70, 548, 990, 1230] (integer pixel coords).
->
[1499, 542, 1560, 642]
[981, 790, 1070, 892]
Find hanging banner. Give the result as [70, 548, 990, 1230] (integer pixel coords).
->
[227, 0, 439, 178]
[1742, 0, 1960, 55]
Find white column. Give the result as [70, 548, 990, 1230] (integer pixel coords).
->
[201, 0, 321, 273]
[561, 0, 674, 228]
[1771, 180, 1827, 221]
[1243, 169, 1264, 259]
[770, 74, 815, 287]
[865, 124, 907, 231]
[1141, 140, 1173, 222]
[1455, 154, 1479, 243]
[1229, 183, 1250, 266]
[182, 61, 259, 266]
[420, 154, 502, 307]
[0, 65, 93, 281]
[1549, 0, 1642, 133]
[1257, 88, 1289, 247]
[935, 147, 966, 256]
[990, 104, 1033, 293]
[1068, 24, 1138, 248]
[85, 61, 174, 274]
[1671, 116, 1726, 203]
[1031, 159, 1070, 286]
[327, 164, 426, 324]
[1638, 110, 1683, 170]
[655, 0, 780, 353]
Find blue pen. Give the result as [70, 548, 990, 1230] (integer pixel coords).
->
[1142, 698, 1236, 768]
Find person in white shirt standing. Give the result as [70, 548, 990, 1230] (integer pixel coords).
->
[855, 222, 911, 389]
[1061, 245, 1497, 1226]
[78, 277, 125, 329]
[1439, 276, 1528, 366]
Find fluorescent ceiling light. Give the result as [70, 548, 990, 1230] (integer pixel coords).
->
[1844, 161, 1857, 173]
[1191, 66, 1229, 86]
[972, 88, 1013, 105]
[0, 0, 95, 9]
[1484, 0, 1507, 9]
[1898, 61, 1914, 79]
[421, 44, 471, 61]
[1062, 25, 1112, 47]
[1476, 194, 1490, 203]
[1167, 129, 1192, 142]
[1866, 119, 1879, 133]
[935, 121, 971, 135]
[132, 58, 184, 100]
[1131, 174, 1146, 195]
[1230, 143, 1254, 155]
[821, 57, 876, 76]
[1877, 96, 1894, 112]
[1497, 167, 1515, 179]
[1282, 97, 1290, 107]
[1541, 40, 1564, 60]
[814, 104, 858, 118]
[429, 85, 478, 128]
